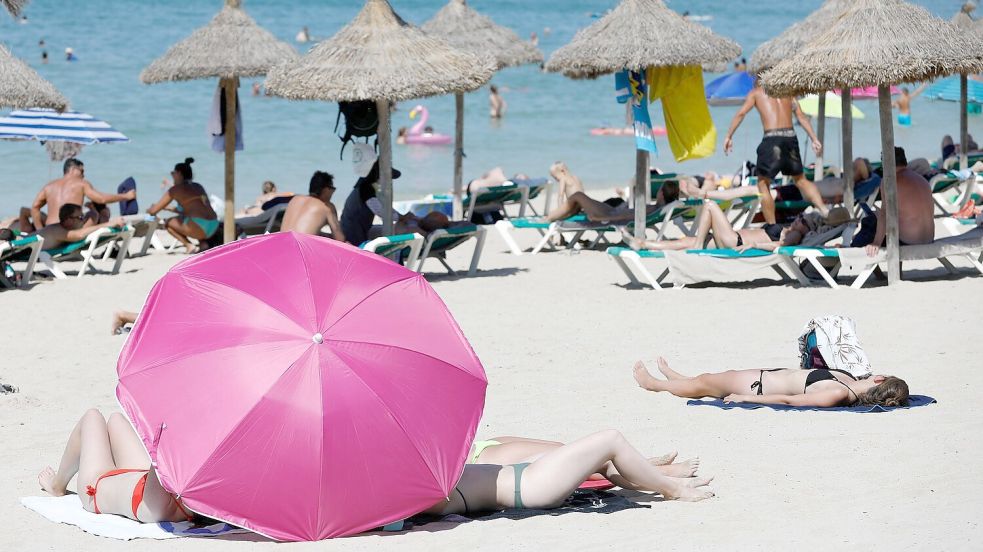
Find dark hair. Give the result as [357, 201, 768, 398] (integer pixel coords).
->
[857, 376, 910, 407]
[58, 203, 82, 221]
[662, 181, 680, 203]
[262, 181, 276, 194]
[174, 157, 195, 181]
[63, 158, 84, 175]
[490, 85, 498, 94]
[894, 147, 907, 166]
[309, 171, 335, 196]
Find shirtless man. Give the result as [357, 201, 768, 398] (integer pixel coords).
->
[26, 159, 134, 231]
[865, 148, 934, 256]
[280, 171, 345, 240]
[724, 83, 828, 224]
[489, 85, 506, 119]
[35, 203, 125, 251]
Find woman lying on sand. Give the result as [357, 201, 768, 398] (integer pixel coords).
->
[39, 409, 193, 523]
[633, 358, 909, 408]
[423, 430, 713, 517]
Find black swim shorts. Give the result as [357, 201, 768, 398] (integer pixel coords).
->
[755, 129, 804, 180]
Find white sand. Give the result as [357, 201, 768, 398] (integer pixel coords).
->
[2, 219, 982, 550]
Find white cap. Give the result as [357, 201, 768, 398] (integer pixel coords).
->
[65, 47, 73, 54]
[351, 143, 377, 178]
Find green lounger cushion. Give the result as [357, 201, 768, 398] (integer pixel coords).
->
[606, 246, 665, 259]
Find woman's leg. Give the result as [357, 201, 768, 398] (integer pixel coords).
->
[165, 218, 204, 253]
[483, 437, 690, 480]
[519, 430, 713, 508]
[39, 409, 115, 500]
[107, 413, 151, 469]
[632, 359, 757, 399]
[702, 201, 741, 248]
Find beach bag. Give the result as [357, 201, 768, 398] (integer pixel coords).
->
[798, 316, 872, 379]
[335, 101, 379, 160]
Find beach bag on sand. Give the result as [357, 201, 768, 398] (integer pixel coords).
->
[335, 101, 379, 160]
[798, 316, 872, 379]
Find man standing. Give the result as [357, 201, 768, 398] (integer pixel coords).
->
[27, 159, 135, 231]
[724, 83, 829, 224]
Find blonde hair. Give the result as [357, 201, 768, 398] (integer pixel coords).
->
[262, 181, 276, 194]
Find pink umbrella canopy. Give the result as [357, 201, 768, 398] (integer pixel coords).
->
[116, 232, 487, 541]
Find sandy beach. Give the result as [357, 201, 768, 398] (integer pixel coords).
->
[2, 216, 982, 550]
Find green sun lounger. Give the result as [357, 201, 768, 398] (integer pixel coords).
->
[38, 226, 133, 279]
[414, 224, 487, 276]
[360, 233, 425, 267]
[606, 246, 781, 289]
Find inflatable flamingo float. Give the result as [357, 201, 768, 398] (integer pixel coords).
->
[404, 105, 453, 146]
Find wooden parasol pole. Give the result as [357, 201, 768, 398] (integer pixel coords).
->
[377, 99, 394, 236]
[634, 149, 647, 240]
[453, 92, 465, 220]
[878, 85, 900, 285]
[841, 88, 854, 208]
[221, 76, 238, 244]
[814, 93, 826, 180]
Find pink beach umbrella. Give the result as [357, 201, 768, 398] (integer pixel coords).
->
[115, 232, 487, 541]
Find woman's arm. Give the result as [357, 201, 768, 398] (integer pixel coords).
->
[725, 389, 848, 407]
[146, 190, 173, 216]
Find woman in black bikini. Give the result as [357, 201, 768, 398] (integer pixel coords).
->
[633, 357, 909, 408]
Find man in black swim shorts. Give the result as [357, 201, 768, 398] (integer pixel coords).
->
[724, 83, 830, 224]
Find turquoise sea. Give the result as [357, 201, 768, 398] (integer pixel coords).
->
[1, 0, 979, 212]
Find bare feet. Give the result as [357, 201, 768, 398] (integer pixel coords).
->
[620, 228, 645, 251]
[649, 451, 677, 466]
[662, 476, 715, 502]
[111, 310, 128, 335]
[656, 357, 686, 380]
[184, 243, 198, 254]
[38, 467, 67, 497]
[633, 361, 663, 392]
[658, 458, 700, 477]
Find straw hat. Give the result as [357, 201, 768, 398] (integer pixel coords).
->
[824, 206, 856, 227]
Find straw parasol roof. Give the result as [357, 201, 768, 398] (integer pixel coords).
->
[2, 0, 27, 17]
[748, 0, 854, 75]
[762, 0, 983, 98]
[544, 0, 740, 79]
[421, 0, 543, 69]
[140, 0, 298, 84]
[0, 43, 68, 110]
[266, 0, 495, 102]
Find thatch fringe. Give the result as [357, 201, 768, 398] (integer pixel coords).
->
[544, 0, 740, 79]
[0, 43, 69, 111]
[762, 0, 983, 98]
[2, 0, 28, 18]
[422, 0, 543, 70]
[749, 0, 854, 75]
[140, 2, 297, 84]
[265, 0, 495, 102]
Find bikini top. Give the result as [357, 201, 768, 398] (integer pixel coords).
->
[805, 368, 858, 401]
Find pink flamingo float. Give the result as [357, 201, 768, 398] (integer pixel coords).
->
[405, 105, 453, 146]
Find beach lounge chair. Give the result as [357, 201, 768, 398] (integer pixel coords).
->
[0, 235, 43, 289]
[414, 225, 487, 276]
[505, 178, 551, 217]
[234, 203, 289, 237]
[360, 233, 424, 267]
[37, 226, 134, 279]
[118, 215, 161, 256]
[778, 226, 983, 289]
[607, 247, 790, 289]
[494, 200, 689, 256]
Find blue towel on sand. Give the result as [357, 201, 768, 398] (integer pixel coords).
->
[117, 177, 138, 216]
[686, 394, 936, 413]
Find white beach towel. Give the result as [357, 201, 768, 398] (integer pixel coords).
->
[21, 495, 247, 541]
[208, 84, 243, 152]
[664, 251, 784, 285]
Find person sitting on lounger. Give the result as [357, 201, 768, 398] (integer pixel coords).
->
[21, 158, 135, 231]
[420, 429, 713, 518]
[855, 147, 935, 256]
[340, 160, 402, 246]
[34, 203, 125, 251]
[147, 158, 219, 254]
[546, 162, 679, 223]
[394, 211, 469, 237]
[38, 409, 195, 523]
[632, 357, 909, 408]
[280, 171, 345, 241]
[466, 167, 533, 195]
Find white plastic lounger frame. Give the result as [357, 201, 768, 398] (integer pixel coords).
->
[0, 235, 43, 289]
[361, 234, 424, 267]
[415, 226, 487, 276]
[38, 226, 133, 279]
[607, 247, 794, 290]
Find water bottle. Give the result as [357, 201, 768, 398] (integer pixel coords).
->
[3, 263, 13, 281]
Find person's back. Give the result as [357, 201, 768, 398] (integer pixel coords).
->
[169, 181, 215, 220]
[280, 171, 344, 240]
[895, 167, 934, 245]
[749, 87, 796, 131]
[37, 175, 86, 227]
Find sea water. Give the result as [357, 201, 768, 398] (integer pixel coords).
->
[1, 0, 979, 213]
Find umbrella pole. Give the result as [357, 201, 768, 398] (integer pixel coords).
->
[453, 92, 464, 220]
[634, 149, 647, 240]
[841, 89, 854, 209]
[815, 94, 825, 180]
[878, 86, 900, 285]
[377, 99, 394, 236]
[961, 73, 969, 172]
[222, 76, 238, 245]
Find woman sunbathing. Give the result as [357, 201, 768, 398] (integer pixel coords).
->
[546, 162, 679, 223]
[422, 430, 713, 517]
[632, 357, 909, 408]
[39, 409, 193, 523]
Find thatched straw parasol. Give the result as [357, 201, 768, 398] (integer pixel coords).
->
[544, 0, 740, 238]
[762, 0, 983, 286]
[0, 43, 68, 111]
[423, 0, 544, 219]
[141, 0, 298, 244]
[266, 0, 495, 236]
[2, 0, 27, 17]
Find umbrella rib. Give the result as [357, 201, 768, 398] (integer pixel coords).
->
[327, 338, 485, 385]
[321, 274, 419, 333]
[118, 337, 303, 381]
[174, 272, 312, 335]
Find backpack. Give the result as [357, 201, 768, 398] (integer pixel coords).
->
[798, 316, 872, 379]
[334, 101, 379, 160]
